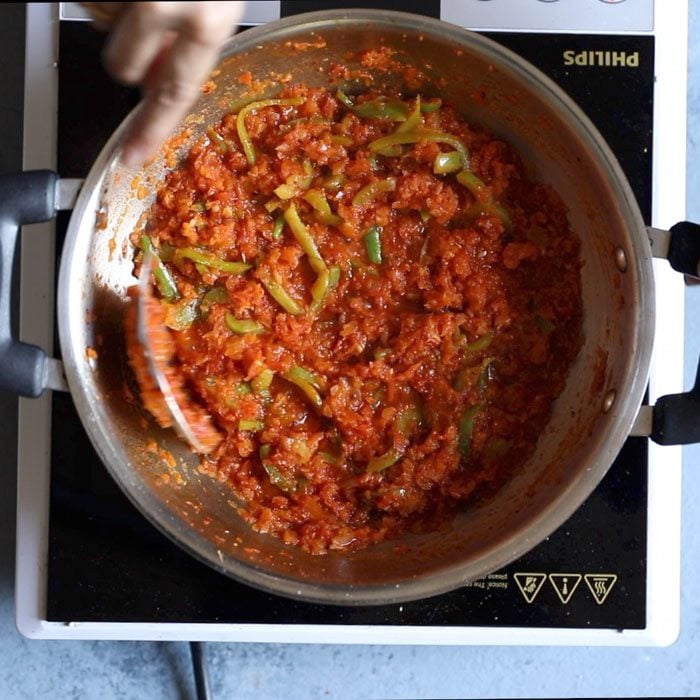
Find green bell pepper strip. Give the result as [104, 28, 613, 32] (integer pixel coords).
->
[363, 225, 383, 264]
[273, 184, 296, 200]
[206, 126, 229, 154]
[140, 235, 179, 301]
[310, 267, 330, 313]
[328, 265, 341, 291]
[272, 214, 285, 239]
[303, 189, 342, 226]
[286, 365, 326, 392]
[456, 171, 512, 229]
[464, 334, 493, 353]
[369, 129, 470, 170]
[260, 445, 297, 492]
[174, 247, 252, 275]
[335, 90, 356, 110]
[477, 358, 495, 393]
[200, 286, 229, 306]
[274, 159, 315, 200]
[366, 448, 402, 473]
[284, 202, 333, 313]
[238, 419, 264, 432]
[420, 97, 442, 113]
[454, 356, 494, 393]
[350, 256, 379, 277]
[433, 151, 463, 175]
[366, 404, 421, 473]
[351, 177, 397, 206]
[323, 173, 345, 191]
[282, 367, 323, 409]
[237, 97, 305, 166]
[158, 242, 176, 262]
[336, 91, 409, 121]
[290, 438, 313, 463]
[470, 200, 512, 231]
[453, 365, 471, 392]
[456, 169, 487, 196]
[458, 405, 480, 458]
[236, 382, 253, 396]
[297, 159, 315, 189]
[259, 271, 305, 315]
[397, 403, 423, 435]
[163, 297, 199, 331]
[199, 287, 227, 321]
[396, 95, 422, 134]
[251, 368, 275, 396]
[374, 144, 403, 157]
[330, 135, 353, 146]
[264, 198, 281, 213]
[225, 313, 267, 335]
[219, 381, 252, 407]
[490, 203, 512, 230]
[318, 450, 342, 465]
[284, 202, 325, 267]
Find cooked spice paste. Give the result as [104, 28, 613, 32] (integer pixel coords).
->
[127, 84, 583, 554]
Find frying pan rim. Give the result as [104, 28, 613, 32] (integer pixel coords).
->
[56, 8, 655, 605]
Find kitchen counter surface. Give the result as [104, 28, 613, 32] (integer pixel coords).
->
[1, 3, 699, 698]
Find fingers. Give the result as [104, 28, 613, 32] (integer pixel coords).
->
[97, 2, 245, 168]
[81, 2, 124, 31]
[103, 4, 170, 85]
[120, 29, 225, 167]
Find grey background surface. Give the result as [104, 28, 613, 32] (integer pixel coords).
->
[1, 3, 699, 698]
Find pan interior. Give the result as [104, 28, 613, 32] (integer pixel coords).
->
[58, 10, 653, 605]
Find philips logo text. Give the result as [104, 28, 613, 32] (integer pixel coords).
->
[563, 50, 639, 68]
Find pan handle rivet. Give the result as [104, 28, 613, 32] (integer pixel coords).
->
[614, 247, 627, 272]
[603, 390, 616, 413]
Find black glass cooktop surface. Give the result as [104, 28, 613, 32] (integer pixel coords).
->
[47, 14, 653, 629]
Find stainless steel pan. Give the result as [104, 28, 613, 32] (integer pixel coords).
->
[2, 10, 699, 605]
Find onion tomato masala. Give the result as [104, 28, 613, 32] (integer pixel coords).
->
[125, 84, 583, 555]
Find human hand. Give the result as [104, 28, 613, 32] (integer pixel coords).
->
[83, 2, 245, 168]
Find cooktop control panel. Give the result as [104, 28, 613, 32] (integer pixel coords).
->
[441, 0, 653, 33]
[59, 2, 282, 24]
[60, 1, 654, 33]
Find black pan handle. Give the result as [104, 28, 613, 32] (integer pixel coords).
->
[0, 170, 58, 397]
[647, 221, 700, 444]
[651, 364, 700, 445]
[666, 221, 700, 277]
